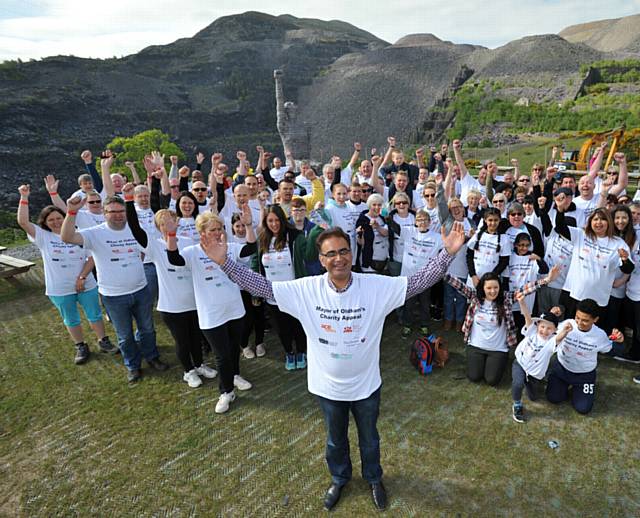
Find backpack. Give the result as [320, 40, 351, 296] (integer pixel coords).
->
[410, 334, 448, 375]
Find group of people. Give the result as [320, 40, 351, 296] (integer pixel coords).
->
[14, 137, 640, 511]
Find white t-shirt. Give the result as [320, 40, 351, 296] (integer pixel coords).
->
[30, 226, 97, 296]
[467, 232, 510, 285]
[468, 301, 508, 352]
[626, 240, 640, 301]
[136, 206, 157, 264]
[399, 228, 442, 277]
[391, 213, 416, 262]
[543, 231, 574, 290]
[75, 210, 105, 230]
[507, 254, 540, 313]
[573, 196, 598, 228]
[177, 217, 199, 243]
[144, 236, 196, 313]
[503, 225, 531, 253]
[180, 243, 245, 329]
[458, 174, 480, 207]
[270, 166, 291, 183]
[79, 223, 146, 296]
[557, 320, 611, 373]
[368, 215, 388, 263]
[262, 241, 295, 304]
[272, 273, 407, 400]
[563, 228, 629, 306]
[325, 203, 356, 237]
[515, 324, 557, 380]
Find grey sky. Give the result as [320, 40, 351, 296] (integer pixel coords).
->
[1, 1, 639, 61]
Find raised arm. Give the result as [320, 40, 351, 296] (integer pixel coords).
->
[347, 142, 361, 170]
[452, 140, 468, 179]
[44, 175, 67, 212]
[303, 169, 325, 214]
[81, 150, 103, 193]
[555, 321, 573, 345]
[609, 152, 628, 197]
[123, 183, 148, 248]
[60, 196, 86, 246]
[16, 185, 36, 238]
[381, 136, 396, 168]
[515, 291, 533, 328]
[169, 155, 179, 180]
[125, 160, 142, 186]
[588, 141, 607, 180]
[100, 151, 116, 197]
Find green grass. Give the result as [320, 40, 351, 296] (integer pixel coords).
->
[1, 266, 639, 516]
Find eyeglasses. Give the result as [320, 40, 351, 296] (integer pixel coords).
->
[170, 185, 179, 190]
[87, 200, 102, 205]
[492, 199, 505, 203]
[450, 205, 463, 210]
[518, 178, 530, 182]
[509, 212, 523, 217]
[533, 168, 543, 171]
[105, 209, 125, 214]
[395, 201, 408, 206]
[362, 189, 373, 193]
[320, 248, 351, 258]
[291, 208, 305, 212]
[423, 193, 435, 198]
[193, 188, 207, 192]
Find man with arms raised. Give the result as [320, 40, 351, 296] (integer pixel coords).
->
[199, 222, 466, 511]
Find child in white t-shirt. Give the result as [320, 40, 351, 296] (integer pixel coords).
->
[511, 292, 572, 423]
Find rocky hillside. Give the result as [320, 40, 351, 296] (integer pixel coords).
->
[0, 11, 639, 212]
[559, 14, 640, 53]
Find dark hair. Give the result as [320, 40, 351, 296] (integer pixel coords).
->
[37, 205, 66, 231]
[316, 227, 351, 253]
[175, 191, 198, 218]
[258, 204, 294, 252]
[584, 207, 614, 240]
[576, 298, 599, 318]
[476, 272, 506, 325]
[474, 208, 502, 253]
[611, 204, 636, 249]
[514, 232, 531, 249]
[103, 195, 125, 207]
[278, 178, 295, 188]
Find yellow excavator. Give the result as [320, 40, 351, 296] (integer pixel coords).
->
[554, 127, 630, 171]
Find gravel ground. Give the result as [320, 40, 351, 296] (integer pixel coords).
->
[2, 243, 40, 262]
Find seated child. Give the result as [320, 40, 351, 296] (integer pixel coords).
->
[511, 292, 572, 423]
[546, 298, 625, 415]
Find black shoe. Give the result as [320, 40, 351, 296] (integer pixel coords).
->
[147, 358, 169, 371]
[512, 404, 525, 423]
[127, 369, 143, 383]
[74, 343, 90, 365]
[98, 336, 118, 354]
[323, 483, 344, 511]
[370, 482, 387, 511]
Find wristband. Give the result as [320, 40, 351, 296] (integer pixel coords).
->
[19, 200, 28, 205]
[48, 192, 57, 196]
[167, 232, 177, 237]
[124, 196, 134, 202]
[67, 210, 77, 216]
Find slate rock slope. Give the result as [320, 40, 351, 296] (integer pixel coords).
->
[559, 14, 640, 54]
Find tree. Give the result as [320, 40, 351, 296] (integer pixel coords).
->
[101, 129, 186, 176]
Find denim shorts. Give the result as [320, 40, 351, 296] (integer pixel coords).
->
[49, 287, 102, 327]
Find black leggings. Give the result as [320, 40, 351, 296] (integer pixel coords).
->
[161, 310, 203, 373]
[270, 304, 307, 355]
[240, 290, 265, 348]
[201, 318, 243, 394]
[466, 344, 509, 386]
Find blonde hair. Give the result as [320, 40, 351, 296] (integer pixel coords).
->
[154, 209, 176, 230]
[196, 212, 225, 234]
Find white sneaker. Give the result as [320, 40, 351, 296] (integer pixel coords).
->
[215, 391, 236, 413]
[195, 364, 218, 378]
[242, 346, 256, 359]
[255, 343, 266, 357]
[183, 369, 203, 388]
[233, 374, 252, 391]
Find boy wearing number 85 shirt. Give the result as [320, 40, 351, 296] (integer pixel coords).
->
[546, 298, 625, 414]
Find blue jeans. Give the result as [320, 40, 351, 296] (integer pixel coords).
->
[143, 262, 158, 308]
[315, 386, 382, 486]
[101, 285, 158, 371]
[444, 276, 467, 322]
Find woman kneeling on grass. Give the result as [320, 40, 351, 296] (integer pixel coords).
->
[166, 210, 256, 414]
[16, 184, 116, 364]
[445, 265, 560, 386]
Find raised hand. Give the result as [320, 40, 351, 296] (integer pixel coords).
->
[562, 322, 573, 333]
[618, 248, 630, 261]
[239, 203, 252, 226]
[354, 142, 362, 152]
[151, 151, 165, 169]
[101, 151, 115, 170]
[18, 184, 30, 198]
[163, 215, 178, 235]
[442, 221, 465, 255]
[237, 150, 247, 161]
[122, 182, 136, 198]
[211, 152, 223, 164]
[387, 136, 396, 147]
[452, 139, 461, 150]
[538, 196, 547, 209]
[196, 152, 205, 165]
[178, 166, 190, 178]
[546, 264, 561, 282]
[170, 155, 179, 166]
[66, 195, 85, 212]
[200, 231, 228, 265]
[256, 145, 264, 154]
[44, 174, 59, 193]
[415, 146, 424, 158]
[80, 150, 92, 164]
[614, 152, 626, 164]
[515, 291, 525, 302]
[125, 161, 137, 170]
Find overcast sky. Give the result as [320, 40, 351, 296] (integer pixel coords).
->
[1, 0, 639, 61]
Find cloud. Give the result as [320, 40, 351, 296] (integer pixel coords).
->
[1, 0, 639, 61]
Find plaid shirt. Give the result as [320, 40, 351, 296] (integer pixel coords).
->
[445, 275, 549, 348]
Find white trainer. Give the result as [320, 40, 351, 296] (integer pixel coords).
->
[215, 391, 236, 413]
[242, 346, 256, 359]
[255, 343, 266, 357]
[183, 369, 203, 388]
[233, 374, 252, 391]
[195, 364, 218, 378]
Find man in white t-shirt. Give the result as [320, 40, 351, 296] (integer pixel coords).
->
[61, 187, 168, 383]
[199, 223, 466, 511]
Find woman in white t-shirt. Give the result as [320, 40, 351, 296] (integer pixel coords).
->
[466, 208, 509, 288]
[229, 213, 266, 360]
[445, 267, 559, 386]
[252, 205, 322, 371]
[167, 211, 256, 413]
[124, 188, 219, 389]
[355, 193, 389, 273]
[16, 185, 114, 365]
[386, 193, 416, 277]
[175, 191, 201, 243]
[555, 207, 634, 319]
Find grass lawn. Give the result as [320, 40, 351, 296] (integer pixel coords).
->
[1, 266, 639, 517]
